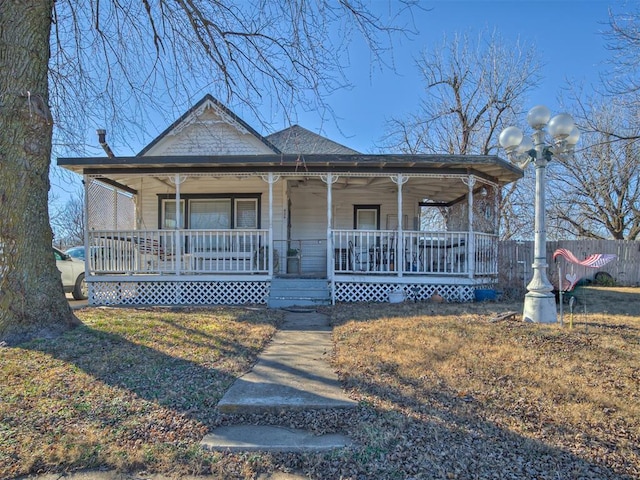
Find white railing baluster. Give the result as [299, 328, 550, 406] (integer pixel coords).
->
[330, 229, 490, 277]
[88, 229, 269, 275]
[88, 228, 496, 278]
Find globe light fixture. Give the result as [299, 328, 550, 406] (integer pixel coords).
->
[500, 106, 579, 323]
[526, 105, 551, 130]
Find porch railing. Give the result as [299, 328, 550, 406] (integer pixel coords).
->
[403, 231, 469, 274]
[475, 232, 498, 275]
[333, 229, 397, 273]
[87, 229, 496, 277]
[333, 229, 497, 276]
[88, 229, 270, 274]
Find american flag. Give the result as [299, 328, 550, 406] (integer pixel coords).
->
[553, 248, 617, 268]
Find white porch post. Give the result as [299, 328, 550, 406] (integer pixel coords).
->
[83, 176, 91, 277]
[174, 174, 182, 276]
[268, 173, 274, 277]
[321, 174, 338, 304]
[397, 175, 403, 277]
[392, 174, 408, 277]
[260, 174, 280, 276]
[326, 173, 333, 281]
[465, 176, 476, 279]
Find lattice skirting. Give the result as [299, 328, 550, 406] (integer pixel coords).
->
[90, 281, 269, 306]
[334, 282, 476, 303]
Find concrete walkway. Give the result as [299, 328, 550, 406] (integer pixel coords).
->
[201, 310, 357, 452]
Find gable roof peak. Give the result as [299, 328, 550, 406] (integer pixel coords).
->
[137, 94, 280, 156]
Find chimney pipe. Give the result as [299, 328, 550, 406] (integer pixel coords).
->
[96, 129, 115, 159]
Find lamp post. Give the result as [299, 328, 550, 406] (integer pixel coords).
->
[499, 105, 579, 323]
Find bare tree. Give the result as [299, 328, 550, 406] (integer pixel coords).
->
[382, 30, 542, 239]
[49, 0, 417, 153]
[499, 172, 537, 240]
[603, 6, 640, 100]
[51, 191, 85, 248]
[0, 0, 415, 344]
[548, 97, 640, 240]
[545, 6, 640, 241]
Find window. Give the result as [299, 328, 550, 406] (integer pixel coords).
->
[190, 199, 231, 229]
[162, 200, 185, 229]
[235, 199, 258, 229]
[354, 205, 380, 230]
[159, 194, 260, 230]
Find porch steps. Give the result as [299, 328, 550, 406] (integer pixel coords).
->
[268, 278, 331, 308]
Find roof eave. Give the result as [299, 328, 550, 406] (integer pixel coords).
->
[57, 154, 523, 184]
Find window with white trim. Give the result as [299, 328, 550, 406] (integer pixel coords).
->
[235, 199, 258, 229]
[162, 200, 185, 229]
[159, 194, 260, 230]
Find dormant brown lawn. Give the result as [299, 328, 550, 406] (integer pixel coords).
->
[330, 287, 639, 478]
[1, 287, 638, 479]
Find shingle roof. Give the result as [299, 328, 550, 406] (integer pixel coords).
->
[266, 125, 360, 155]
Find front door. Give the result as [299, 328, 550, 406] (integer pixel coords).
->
[287, 180, 328, 277]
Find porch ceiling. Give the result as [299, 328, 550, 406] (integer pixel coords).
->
[290, 176, 486, 205]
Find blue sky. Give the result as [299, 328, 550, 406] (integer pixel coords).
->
[283, 0, 616, 153]
[51, 0, 621, 200]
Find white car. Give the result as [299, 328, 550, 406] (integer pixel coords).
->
[54, 247, 87, 300]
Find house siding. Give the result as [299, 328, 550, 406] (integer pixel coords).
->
[285, 179, 422, 275]
[289, 180, 419, 234]
[142, 109, 273, 156]
[135, 176, 286, 237]
[133, 176, 423, 241]
[333, 188, 419, 231]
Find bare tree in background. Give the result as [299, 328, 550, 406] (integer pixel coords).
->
[49, 0, 417, 154]
[603, 6, 640, 100]
[382, 30, 542, 239]
[0, 0, 415, 344]
[576, 8, 640, 147]
[548, 97, 640, 240]
[543, 6, 640, 240]
[50, 191, 85, 248]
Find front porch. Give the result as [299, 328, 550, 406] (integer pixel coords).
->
[84, 227, 497, 305]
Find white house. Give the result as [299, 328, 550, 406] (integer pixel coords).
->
[58, 94, 522, 307]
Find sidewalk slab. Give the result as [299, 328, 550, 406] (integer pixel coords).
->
[216, 311, 357, 414]
[201, 425, 354, 452]
[19, 470, 308, 480]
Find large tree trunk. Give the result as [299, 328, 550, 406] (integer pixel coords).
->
[0, 0, 80, 345]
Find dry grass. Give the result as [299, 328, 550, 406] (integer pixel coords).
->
[0, 306, 283, 479]
[1, 287, 639, 479]
[330, 286, 640, 478]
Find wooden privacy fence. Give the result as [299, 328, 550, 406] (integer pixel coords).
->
[498, 239, 640, 294]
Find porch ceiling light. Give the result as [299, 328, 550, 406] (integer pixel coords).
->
[499, 105, 580, 324]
